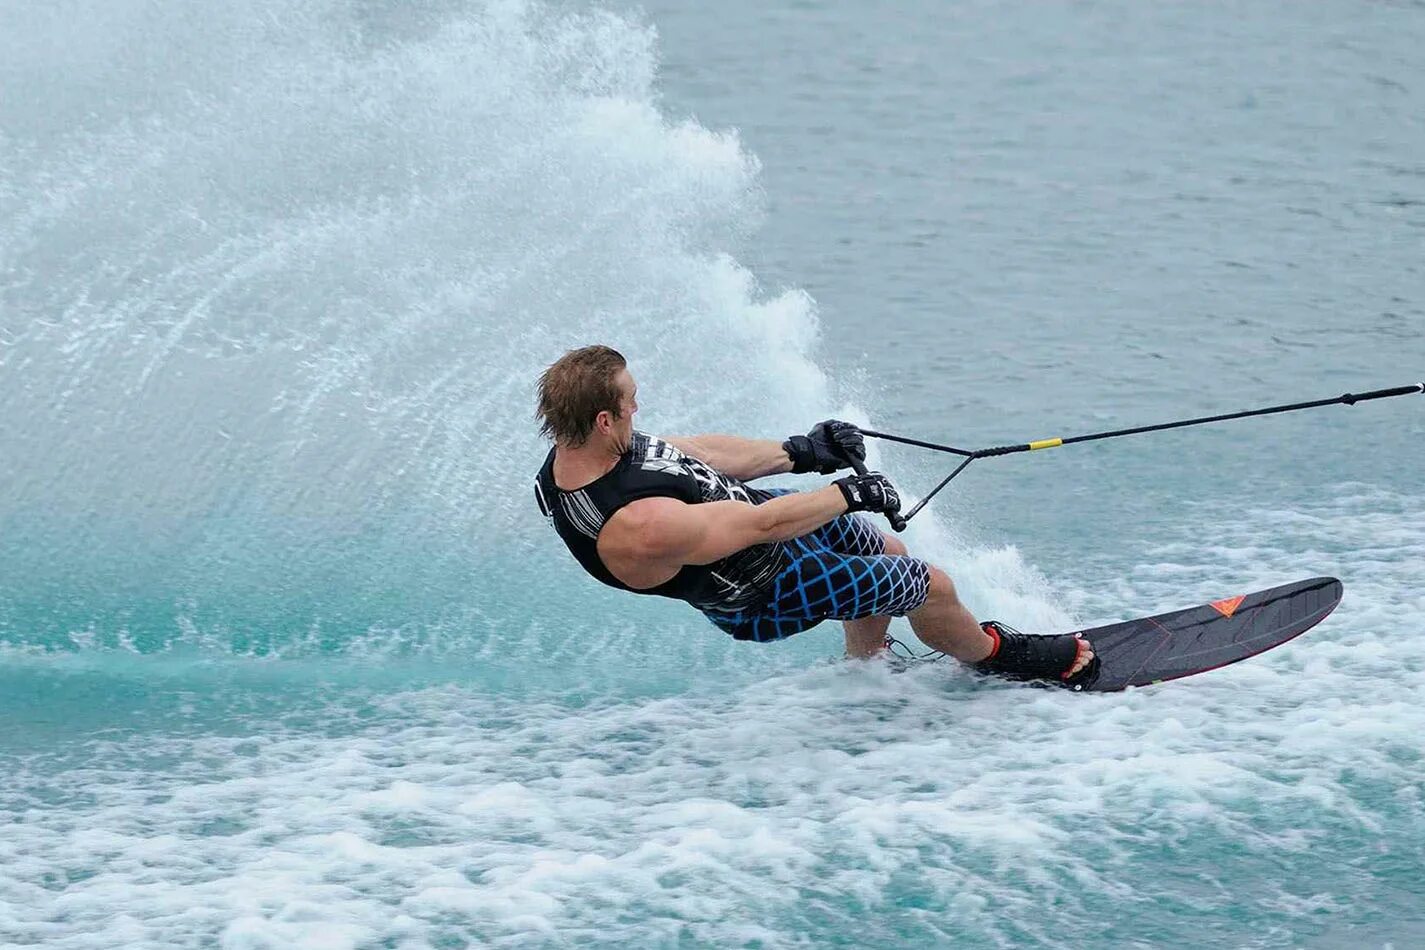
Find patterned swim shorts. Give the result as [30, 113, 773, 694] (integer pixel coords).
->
[701, 510, 932, 642]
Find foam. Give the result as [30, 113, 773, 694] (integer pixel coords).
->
[0, 0, 825, 657]
[4, 1, 1424, 946]
[5, 488, 1423, 946]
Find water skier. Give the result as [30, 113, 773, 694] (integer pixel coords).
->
[534, 345, 1095, 684]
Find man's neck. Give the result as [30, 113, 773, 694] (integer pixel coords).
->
[552, 438, 623, 491]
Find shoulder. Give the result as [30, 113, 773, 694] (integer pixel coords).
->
[609, 495, 690, 534]
[631, 431, 687, 464]
[604, 496, 698, 557]
[621, 433, 700, 500]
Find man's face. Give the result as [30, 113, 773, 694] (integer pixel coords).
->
[604, 369, 638, 451]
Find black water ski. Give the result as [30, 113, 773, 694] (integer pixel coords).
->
[1071, 576, 1342, 692]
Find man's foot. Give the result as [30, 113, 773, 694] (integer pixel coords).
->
[975, 621, 1098, 689]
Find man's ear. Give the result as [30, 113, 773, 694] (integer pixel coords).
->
[594, 409, 613, 435]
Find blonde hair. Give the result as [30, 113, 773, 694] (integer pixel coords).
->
[535, 345, 627, 445]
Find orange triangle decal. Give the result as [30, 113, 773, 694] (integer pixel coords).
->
[1210, 595, 1245, 618]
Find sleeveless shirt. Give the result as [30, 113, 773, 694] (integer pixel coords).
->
[534, 432, 789, 612]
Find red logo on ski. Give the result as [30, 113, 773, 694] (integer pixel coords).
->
[1209, 595, 1246, 618]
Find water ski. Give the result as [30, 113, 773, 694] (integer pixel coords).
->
[1063, 575, 1341, 691]
[889, 576, 1342, 691]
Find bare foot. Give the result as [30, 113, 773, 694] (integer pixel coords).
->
[1066, 634, 1095, 678]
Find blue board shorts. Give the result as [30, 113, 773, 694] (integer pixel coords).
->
[701, 508, 932, 642]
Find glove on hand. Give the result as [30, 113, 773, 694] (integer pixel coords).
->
[783, 420, 867, 475]
[833, 472, 902, 515]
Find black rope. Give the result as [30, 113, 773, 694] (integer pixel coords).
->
[883, 635, 945, 663]
[858, 430, 973, 457]
[899, 454, 975, 524]
[1043, 384, 1423, 450]
[866, 382, 1424, 528]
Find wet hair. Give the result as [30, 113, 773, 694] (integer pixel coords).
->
[535, 345, 628, 445]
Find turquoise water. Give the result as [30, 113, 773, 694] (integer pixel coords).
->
[2, 1, 1423, 946]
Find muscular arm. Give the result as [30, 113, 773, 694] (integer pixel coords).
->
[663, 434, 793, 481]
[599, 487, 848, 587]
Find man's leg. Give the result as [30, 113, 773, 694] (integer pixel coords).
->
[843, 530, 904, 658]
[810, 521, 1091, 676]
[844, 616, 891, 658]
[907, 564, 1096, 675]
[841, 531, 993, 660]
[843, 568, 991, 662]
[907, 567, 995, 661]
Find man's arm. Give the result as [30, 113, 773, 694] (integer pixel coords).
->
[623, 488, 848, 567]
[663, 434, 793, 481]
[668, 421, 866, 481]
[598, 472, 900, 590]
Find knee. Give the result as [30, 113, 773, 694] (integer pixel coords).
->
[881, 532, 909, 557]
[925, 566, 960, 606]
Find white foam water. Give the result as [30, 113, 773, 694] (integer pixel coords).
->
[3, 1, 1423, 947]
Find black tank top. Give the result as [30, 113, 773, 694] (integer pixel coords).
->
[534, 432, 790, 612]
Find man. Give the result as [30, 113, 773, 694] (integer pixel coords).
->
[534, 345, 1095, 684]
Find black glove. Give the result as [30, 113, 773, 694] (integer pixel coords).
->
[783, 420, 867, 475]
[833, 472, 901, 515]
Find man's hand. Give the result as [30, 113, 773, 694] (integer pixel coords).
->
[833, 471, 901, 515]
[783, 420, 867, 474]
